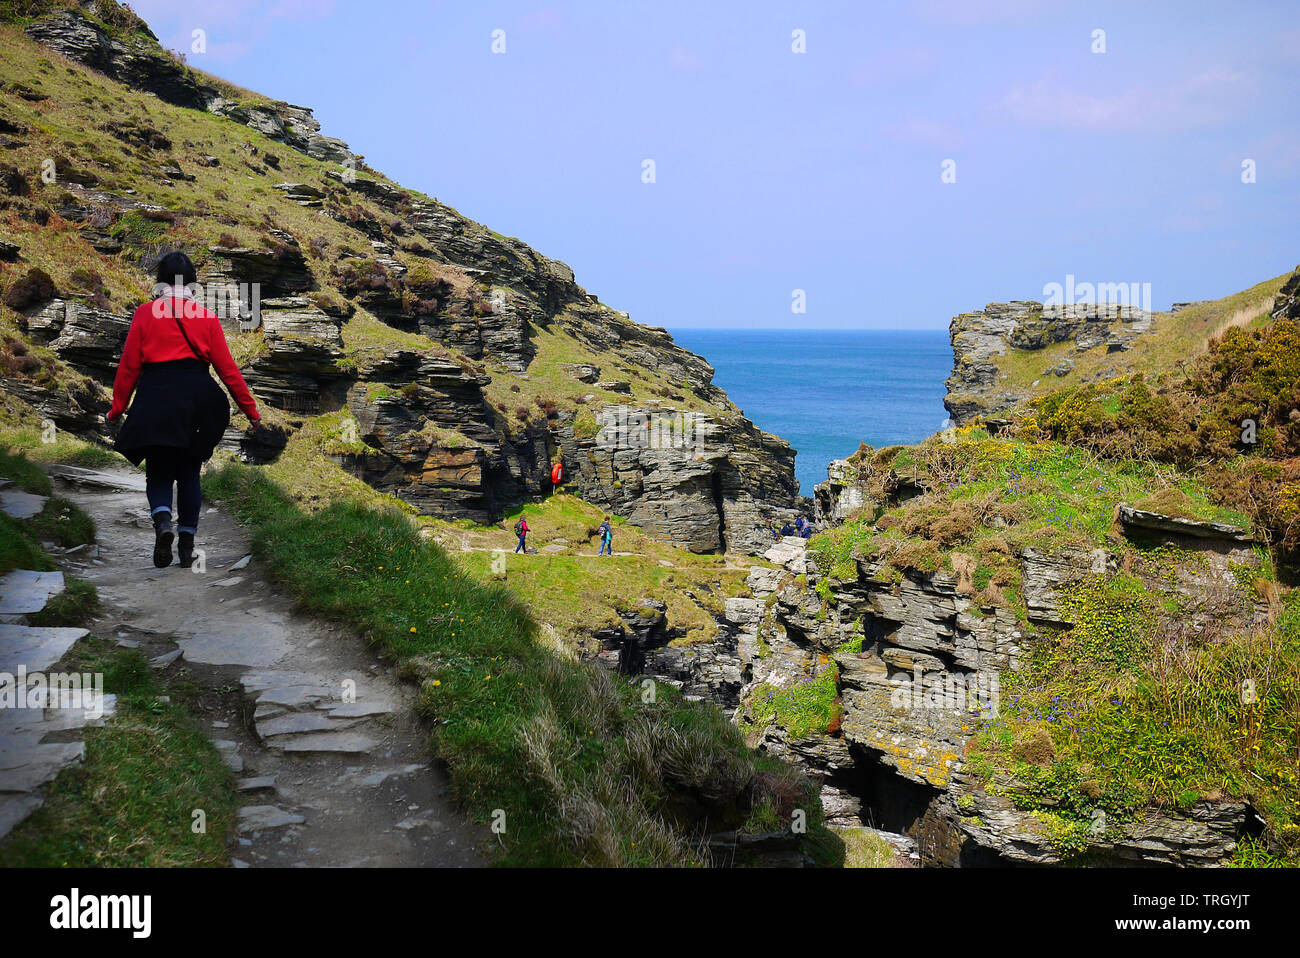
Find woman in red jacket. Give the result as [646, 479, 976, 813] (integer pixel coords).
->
[108, 252, 260, 568]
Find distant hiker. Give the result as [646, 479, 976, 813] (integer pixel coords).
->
[794, 516, 806, 536]
[108, 252, 260, 570]
[801, 521, 814, 539]
[598, 516, 612, 556]
[514, 516, 529, 553]
[780, 520, 795, 537]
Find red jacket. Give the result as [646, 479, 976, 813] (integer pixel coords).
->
[108, 297, 260, 422]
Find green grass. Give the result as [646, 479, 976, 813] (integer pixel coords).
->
[967, 577, 1300, 864]
[455, 493, 748, 646]
[837, 827, 899, 867]
[0, 448, 96, 570]
[0, 445, 53, 495]
[28, 575, 99, 626]
[27, 495, 96, 546]
[0, 638, 237, 867]
[0, 511, 54, 574]
[750, 667, 841, 740]
[204, 461, 827, 866]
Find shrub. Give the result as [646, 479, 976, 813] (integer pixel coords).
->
[3, 267, 57, 310]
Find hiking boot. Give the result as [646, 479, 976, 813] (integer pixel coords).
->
[152, 512, 174, 568]
[177, 531, 196, 569]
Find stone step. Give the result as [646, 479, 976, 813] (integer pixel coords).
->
[237, 804, 305, 832]
[0, 570, 65, 617]
[0, 486, 47, 520]
[275, 731, 377, 754]
[47, 465, 147, 493]
[0, 623, 89, 674]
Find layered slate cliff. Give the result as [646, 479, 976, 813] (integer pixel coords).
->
[693, 273, 1300, 867]
[0, 1, 798, 554]
[944, 271, 1295, 426]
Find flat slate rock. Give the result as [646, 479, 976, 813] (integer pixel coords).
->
[0, 624, 89, 674]
[236, 775, 277, 792]
[0, 793, 44, 840]
[176, 620, 290, 667]
[0, 691, 117, 735]
[0, 487, 46, 520]
[326, 698, 398, 719]
[276, 731, 377, 755]
[0, 733, 85, 792]
[254, 682, 332, 709]
[1118, 505, 1253, 542]
[241, 668, 334, 694]
[256, 711, 341, 739]
[237, 804, 306, 832]
[0, 570, 65, 616]
[46, 465, 147, 493]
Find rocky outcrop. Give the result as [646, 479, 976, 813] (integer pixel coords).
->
[336, 353, 497, 521]
[945, 301, 1155, 425]
[199, 245, 316, 328]
[581, 599, 746, 709]
[21, 7, 354, 167]
[24, 8, 207, 109]
[7, 1, 801, 557]
[813, 459, 875, 526]
[1119, 505, 1252, 543]
[719, 499, 1266, 865]
[239, 298, 347, 414]
[552, 405, 797, 554]
[915, 783, 1256, 867]
[1272, 268, 1300, 321]
[23, 298, 130, 382]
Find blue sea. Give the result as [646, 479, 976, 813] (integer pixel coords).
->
[669, 329, 952, 496]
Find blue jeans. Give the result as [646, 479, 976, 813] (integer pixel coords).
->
[515, 534, 526, 553]
[145, 448, 202, 533]
[599, 538, 611, 555]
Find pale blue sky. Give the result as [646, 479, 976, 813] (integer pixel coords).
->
[134, 0, 1299, 329]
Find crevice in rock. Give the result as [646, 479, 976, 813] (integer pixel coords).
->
[710, 469, 727, 553]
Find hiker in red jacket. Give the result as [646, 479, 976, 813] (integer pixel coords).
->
[107, 251, 260, 569]
[514, 516, 529, 553]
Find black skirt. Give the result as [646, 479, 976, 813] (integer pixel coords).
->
[114, 359, 231, 466]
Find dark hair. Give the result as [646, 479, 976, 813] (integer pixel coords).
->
[155, 251, 196, 287]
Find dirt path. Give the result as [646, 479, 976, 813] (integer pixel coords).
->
[49, 466, 483, 868]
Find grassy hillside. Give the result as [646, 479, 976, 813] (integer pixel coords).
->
[811, 304, 1300, 864]
[203, 461, 825, 866]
